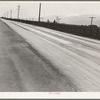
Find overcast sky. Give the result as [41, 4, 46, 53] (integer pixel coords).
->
[0, 2, 100, 19]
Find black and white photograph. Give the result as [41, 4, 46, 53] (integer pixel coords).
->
[0, 1, 100, 96]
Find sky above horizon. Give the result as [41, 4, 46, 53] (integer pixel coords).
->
[0, 2, 100, 19]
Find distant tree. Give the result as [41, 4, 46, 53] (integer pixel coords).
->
[53, 20, 57, 23]
[47, 19, 50, 23]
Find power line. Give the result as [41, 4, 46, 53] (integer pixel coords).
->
[17, 5, 20, 19]
[89, 17, 95, 25]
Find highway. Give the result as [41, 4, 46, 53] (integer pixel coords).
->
[1, 19, 100, 91]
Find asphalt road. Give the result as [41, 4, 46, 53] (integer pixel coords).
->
[1, 19, 100, 91]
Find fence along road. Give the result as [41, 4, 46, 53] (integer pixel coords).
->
[2, 19, 100, 91]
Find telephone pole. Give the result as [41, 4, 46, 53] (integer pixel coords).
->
[10, 10, 12, 18]
[38, 3, 41, 22]
[17, 5, 20, 19]
[89, 17, 95, 25]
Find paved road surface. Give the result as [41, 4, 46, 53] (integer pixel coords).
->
[0, 19, 77, 92]
[1, 19, 100, 91]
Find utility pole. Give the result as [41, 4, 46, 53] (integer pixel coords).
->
[89, 17, 95, 25]
[17, 5, 20, 19]
[10, 10, 12, 18]
[38, 3, 41, 22]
